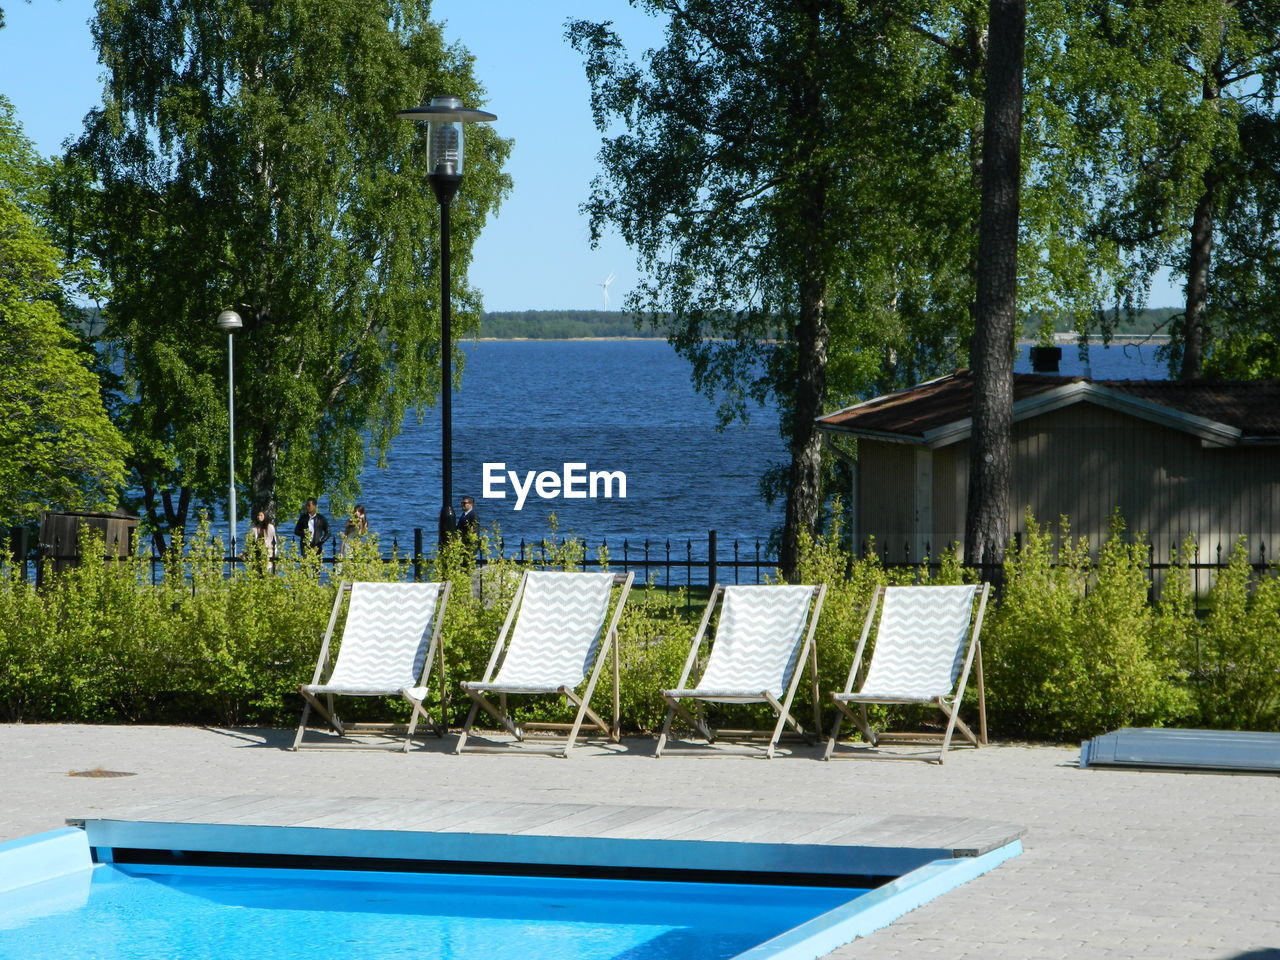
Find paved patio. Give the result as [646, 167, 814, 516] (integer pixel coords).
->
[2, 724, 1277, 959]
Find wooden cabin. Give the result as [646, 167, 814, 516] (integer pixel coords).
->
[816, 371, 1280, 566]
[37, 509, 140, 580]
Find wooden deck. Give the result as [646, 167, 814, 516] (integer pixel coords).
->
[72, 796, 1024, 879]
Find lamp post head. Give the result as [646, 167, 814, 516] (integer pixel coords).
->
[397, 95, 496, 204]
[216, 310, 243, 333]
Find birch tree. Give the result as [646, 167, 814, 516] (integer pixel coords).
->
[52, 0, 510, 548]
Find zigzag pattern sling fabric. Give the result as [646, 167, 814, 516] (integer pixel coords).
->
[855, 584, 978, 701]
[307, 582, 441, 696]
[489, 571, 615, 690]
[679, 585, 815, 698]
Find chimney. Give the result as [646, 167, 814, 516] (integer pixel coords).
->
[1029, 345, 1062, 373]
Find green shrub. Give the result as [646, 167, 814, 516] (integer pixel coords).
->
[3, 511, 1274, 740]
[986, 513, 1190, 740]
[1190, 540, 1280, 730]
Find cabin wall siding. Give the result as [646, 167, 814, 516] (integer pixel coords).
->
[856, 442, 917, 558]
[850, 400, 1280, 564]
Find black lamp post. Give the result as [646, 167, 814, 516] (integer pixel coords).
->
[216, 309, 243, 557]
[397, 95, 497, 546]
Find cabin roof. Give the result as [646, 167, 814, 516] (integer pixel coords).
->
[816, 371, 1280, 448]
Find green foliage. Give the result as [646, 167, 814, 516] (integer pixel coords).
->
[0, 97, 129, 526]
[51, 0, 511, 544]
[986, 514, 1191, 740]
[5, 513, 1279, 739]
[1190, 540, 1280, 731]
[1055, 0, 1280, 371]
[609, 585, 695, 732]
[1204, 111, 1280, 378]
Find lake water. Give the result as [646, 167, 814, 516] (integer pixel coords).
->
[333, 339, 1169, 549]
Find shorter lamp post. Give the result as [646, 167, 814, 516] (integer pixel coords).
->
[397, 95, 496, 545]
[216, 309, 242, 557]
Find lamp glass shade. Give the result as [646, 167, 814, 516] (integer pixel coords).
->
[429, 119, 463, 177]
[397, 95, 496, 179]
[216, 310, 242, 331]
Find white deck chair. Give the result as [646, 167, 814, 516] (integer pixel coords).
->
[455, 570, 634, 758]
[292, 580, 451, 752]
[655, 583, 826, 759]
[824, 583, 990, 763]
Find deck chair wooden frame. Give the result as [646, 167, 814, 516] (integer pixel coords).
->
[655, 583, 827, 759]
[455, 571, 634, 758]
[292, 580, 451, 752]
[824, 582, 990, 764]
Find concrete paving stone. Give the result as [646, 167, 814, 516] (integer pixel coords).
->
[2, 726, 1278, 959]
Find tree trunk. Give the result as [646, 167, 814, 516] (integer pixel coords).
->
[249, 428, 280, 526]
[1179, 52, 1224, 382]
[1180, 178, 1215, 380]
[964, 0, 1024, 578]
[779, 7, 829, 582]
[780, 265, 829, 581]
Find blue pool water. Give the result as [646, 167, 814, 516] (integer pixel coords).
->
[0, 863, 868, 960]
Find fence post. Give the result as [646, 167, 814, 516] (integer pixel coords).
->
[707, 529, 717, 588]
[413, 528, 423, 582]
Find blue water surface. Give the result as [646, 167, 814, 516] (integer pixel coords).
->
[0, 863, 867, 960]
[352, 339, 1168, 548]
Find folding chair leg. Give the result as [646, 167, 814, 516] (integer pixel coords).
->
[561, 687, 613, 758]
[937, 699, 979, 761]
[457, 690, 525, 754]
[297, 689, 345, 737]
[291, 701, 312, 751]
[403, 697, 432, 753]
[858, 704, 878, 745]
[565, 695, 616, 745]
[823, 704, 845, 760]
[454, 699, 482, 754]
[762, 691, 798, 760]
[655, 704, 678, 758]
[824, 700, 881, 760]
[655, 697, 717, 757]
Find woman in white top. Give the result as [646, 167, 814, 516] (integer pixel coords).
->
[244, 509, 278, 569]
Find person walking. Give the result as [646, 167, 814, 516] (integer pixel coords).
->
[455, 496, 479, 543]
[455, 495, 484, 565]
[293, 498, 330, 557]
[244, 508, 279, 570]
[341, 504, 368, 557]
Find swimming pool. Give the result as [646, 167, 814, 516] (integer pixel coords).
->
[0, 800, 1023, 960]
[2, 858, 870, 960]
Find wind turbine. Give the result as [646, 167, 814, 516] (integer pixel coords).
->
[596, 271, 616, 309]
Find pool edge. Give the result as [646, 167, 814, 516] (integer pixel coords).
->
[731, 839, 1024, 960]
[0, 828, 91, 895]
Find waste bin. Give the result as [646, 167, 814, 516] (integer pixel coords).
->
[37, 510, 140, 586]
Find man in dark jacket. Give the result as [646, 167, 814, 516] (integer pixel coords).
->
[294, 498, 330, 556]
[455, 496, 479, 543]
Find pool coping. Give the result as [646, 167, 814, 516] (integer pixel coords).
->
[68, 795, 1023, 879]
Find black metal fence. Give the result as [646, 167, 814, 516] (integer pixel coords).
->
[872, 535, 1280, 601]
[10, 529, 781, 593]
[13, 528, 1278, 601]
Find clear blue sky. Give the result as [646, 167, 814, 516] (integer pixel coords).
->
[0, 0, 1181, 312]
[0, 0, 664, 313]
